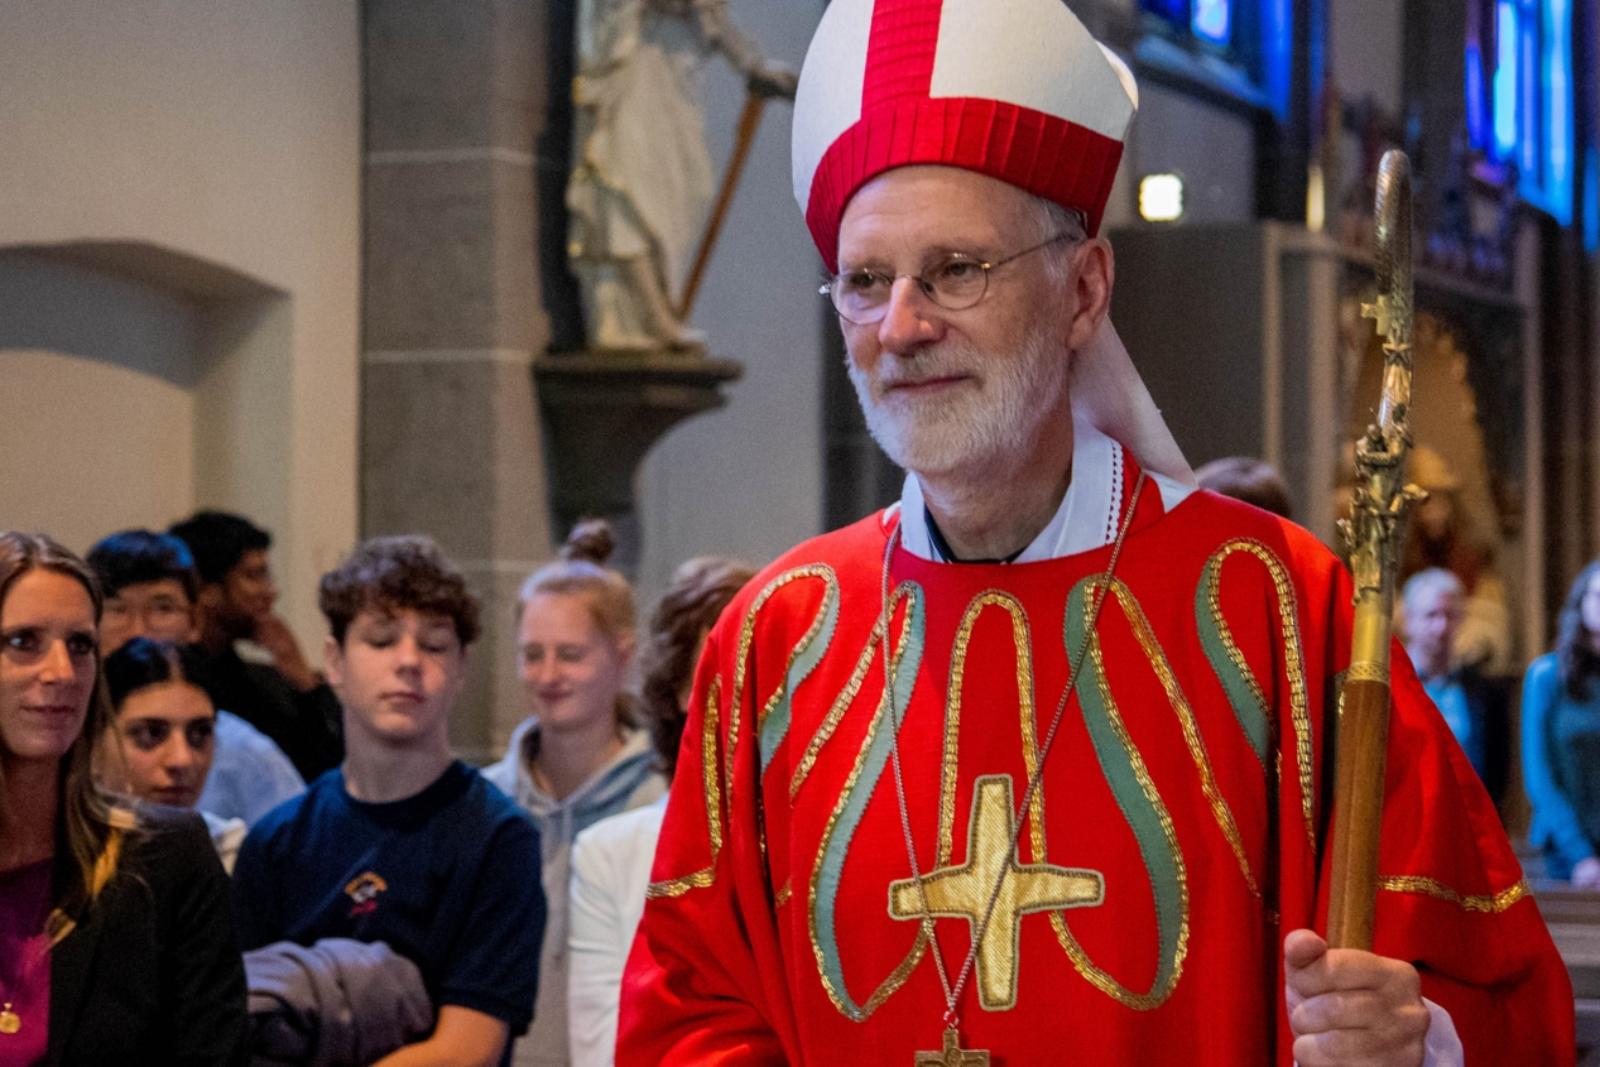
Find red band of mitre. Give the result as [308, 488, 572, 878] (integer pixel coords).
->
[804, 96, 1125, 271]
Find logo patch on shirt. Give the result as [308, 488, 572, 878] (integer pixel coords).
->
[345, 871, 388, 917]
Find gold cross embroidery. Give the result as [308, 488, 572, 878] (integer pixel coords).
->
[889, 775, 1104, 1010]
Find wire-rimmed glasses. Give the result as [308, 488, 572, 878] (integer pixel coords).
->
[819, 233, 1075, 325]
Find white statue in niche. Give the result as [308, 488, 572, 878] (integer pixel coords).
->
[568, 0, 795, 353]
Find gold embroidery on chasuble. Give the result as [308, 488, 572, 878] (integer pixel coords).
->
[792, 584, 919, 799]
[1077, 577, 1261, 900]
[807, 581, 1194, 1020]
[647, 677, 725, 899]
[702, 543, 1308, 1023]
[888, 776, 1104, 1011]
[1196, 540, 1316, 852]
[1051, 577, 1190, 1010]
[648, 565, 841, 900]
[806, 582, 933, 1022]
[1377, 874, 1531, 913]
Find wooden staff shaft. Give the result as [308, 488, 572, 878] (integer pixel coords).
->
[1326, 676, 1390, 949]
[1326, 588, 1396, 950]
[677, 92, 768, 321]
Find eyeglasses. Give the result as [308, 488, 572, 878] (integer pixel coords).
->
[820, 233, 1077, 325]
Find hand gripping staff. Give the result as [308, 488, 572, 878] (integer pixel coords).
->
[1328, 149, 1426, 950]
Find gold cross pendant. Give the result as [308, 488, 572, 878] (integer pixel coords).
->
[915, 1027, 990, 1066]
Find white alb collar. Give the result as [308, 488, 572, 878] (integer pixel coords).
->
[895, 423, 1192, 563]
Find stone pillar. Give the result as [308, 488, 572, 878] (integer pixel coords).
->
[361, 0, 569, 761]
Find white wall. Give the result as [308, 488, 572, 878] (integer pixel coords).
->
[636, 0, 830, 601]
[0, 255, 198, 548]
[0, 0, 361, 647]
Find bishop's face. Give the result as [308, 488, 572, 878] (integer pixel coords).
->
[834, 166, 1095, 481]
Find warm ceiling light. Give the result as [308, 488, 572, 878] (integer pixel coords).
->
[1138, 173, 1185, 223]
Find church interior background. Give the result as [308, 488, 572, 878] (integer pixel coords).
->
[2, 0, 1598, 1030]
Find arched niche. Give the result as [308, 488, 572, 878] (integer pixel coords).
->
[0, 240, 292, 556]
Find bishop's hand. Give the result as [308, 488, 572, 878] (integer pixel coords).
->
[1284, 929, 1429, 1067]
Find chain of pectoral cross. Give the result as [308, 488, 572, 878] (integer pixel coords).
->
[878, 472, 1148, 1043]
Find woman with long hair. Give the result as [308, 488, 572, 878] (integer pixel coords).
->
[0, 532, 245, 1063]
[1523, 559, 1600, 885]
[566, 554, 753, 1067]
[484, 520, 667, 1067]
[97, 638, 246, 872]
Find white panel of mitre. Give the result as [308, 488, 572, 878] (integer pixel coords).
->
[929, 0, 1137, 140]
[792, 0, 875, 212]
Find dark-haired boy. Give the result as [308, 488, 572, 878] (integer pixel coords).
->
[233, 536, 545, 1066]
[169, 509, 343, 778]
[87, 529, 305, 825]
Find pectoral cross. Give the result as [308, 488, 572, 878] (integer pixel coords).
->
[889, 775, 1105, 1011]
[915, 1027, 990, 1066]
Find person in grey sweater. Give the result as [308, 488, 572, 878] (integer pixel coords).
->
[485, 520, 666, 1067]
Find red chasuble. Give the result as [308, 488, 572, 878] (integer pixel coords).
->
[619, 453, 1571, 1065]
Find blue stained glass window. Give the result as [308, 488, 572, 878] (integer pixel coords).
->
[1543, 0, 1571, 186]
[1492, 1, 1520, 158]
[1465, 43, 1488, 151]
[1142, 0, 1189, 23]
[1542, 0, 1574, 222]
[1520, 15, 1539, 175]
[1192, 0, 1233, 44]
[1142, 0, 1261, 98]
[1480, 0, 1575, 225]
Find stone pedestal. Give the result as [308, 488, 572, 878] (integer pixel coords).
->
[534, 351, 742, 575]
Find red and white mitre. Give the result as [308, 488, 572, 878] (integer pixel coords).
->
[792, 0, 1195, 489]
[792, 0, 1139, 270]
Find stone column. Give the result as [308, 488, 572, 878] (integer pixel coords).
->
[361, 0, 573, 761]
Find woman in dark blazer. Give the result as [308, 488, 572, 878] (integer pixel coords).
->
[0, 532, 245, 1065]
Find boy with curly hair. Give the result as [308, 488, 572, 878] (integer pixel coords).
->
[233, 536, 545, 1065]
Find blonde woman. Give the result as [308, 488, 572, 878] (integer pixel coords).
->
[0, 532, 244, 1062]
[486, 521, 666, 1067]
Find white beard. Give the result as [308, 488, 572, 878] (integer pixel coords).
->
[847, 323, 1068, 477]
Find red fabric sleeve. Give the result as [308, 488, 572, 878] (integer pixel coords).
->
[616, 626, 800, 1066]
[1361, 648, 1574, 1066]
[1296, 541, 1575, 1066]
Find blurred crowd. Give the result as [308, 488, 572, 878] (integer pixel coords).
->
[0, 512, 748, 1065]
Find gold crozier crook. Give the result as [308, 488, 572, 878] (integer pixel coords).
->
[1328, 149, 1426, 950]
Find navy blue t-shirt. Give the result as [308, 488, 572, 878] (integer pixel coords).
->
[233, 760, 546, 1035]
